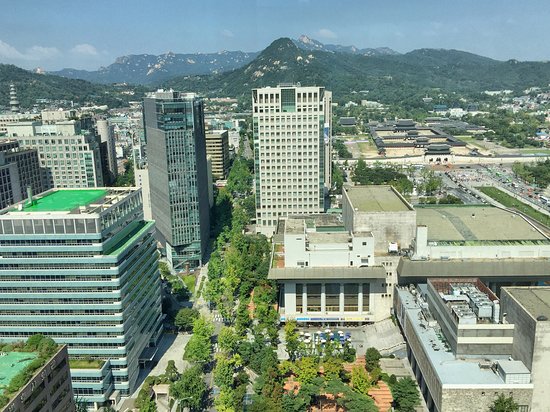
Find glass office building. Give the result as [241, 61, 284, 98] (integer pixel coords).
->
[0, 188, 163, 410]
[144, 90, 210, 270]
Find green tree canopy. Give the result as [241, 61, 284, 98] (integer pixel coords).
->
[391, 377, 421, 412]
[490, 393, 519, 412]
[174, 308, 199, 332]
[170, 365, 207, 412]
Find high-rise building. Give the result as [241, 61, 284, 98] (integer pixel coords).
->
[144, 90, 210, 270]
[6, 120, 104, 188]
[0, 188, 163, 410]
[0, 139, 45, 209]
[252, 85, 332, 236]
[205, 130, 230, 180]
[96, 119, 118, 185]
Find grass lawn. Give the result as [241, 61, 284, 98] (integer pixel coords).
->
[518, 148, 550, 155]
[182, 275, 196, 294]
[476, 186, 550, 227]
[457, 135, 488, 150]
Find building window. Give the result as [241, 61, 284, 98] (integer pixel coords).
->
[296, 284, 303, 313]
[307, 283, 321, 312]
[344, 284, 358, 312]
[362, 284, 370, 312]
[325, 283, 340, 312]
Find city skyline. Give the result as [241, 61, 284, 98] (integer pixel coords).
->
[2, 0, 550, 71]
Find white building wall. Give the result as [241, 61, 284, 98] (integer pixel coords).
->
[253, 86, 332, 236]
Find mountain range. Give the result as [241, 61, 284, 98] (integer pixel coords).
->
[50, 36, 398, 85]
[51, 50, 259, 85]
[162, 38, 550, 103]
[2, 36, 550, 109]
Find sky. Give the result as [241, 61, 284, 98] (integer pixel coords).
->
[1, 0, 549, 71]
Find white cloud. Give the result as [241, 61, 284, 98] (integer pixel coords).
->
[0, 39, 59, 61]
[316, 28, 337, 40]
[221, 29, 234, 38]
[70, 43, 99, 56]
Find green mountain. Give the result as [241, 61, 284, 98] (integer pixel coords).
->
[163, 38, 550, 104]
[0, 64, 147, 109]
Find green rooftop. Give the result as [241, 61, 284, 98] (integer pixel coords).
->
[0, 352, 37, 388]
[21, 189, 107, 212]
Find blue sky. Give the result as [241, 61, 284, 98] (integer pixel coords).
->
[1, 0, 549, 70]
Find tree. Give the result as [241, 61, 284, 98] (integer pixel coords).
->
[174, 308, 199, 331]
[164, 360, 179, 382]
[353, 159, 369, 184]
[490, 394, 519, 412]
[284, 321, 300, 361]
[183, 316, 213, 364]
[139, 398, 158, 412]
[214, 353, 242, 389]
[218, 326, 240, 354]
[365, 347, 381, 371]
[322, 357, 344, 381]
[170, 365, 207, 412]
[295, 357, 318, 384]
[351, 365, 370, 395]
[391, 377, 421, 412]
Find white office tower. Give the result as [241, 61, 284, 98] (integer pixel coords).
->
[252, 85, 332, 236]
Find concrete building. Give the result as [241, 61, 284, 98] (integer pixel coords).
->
[2, 345, 75, 412]
[400, 204, 550, 289]
[270, 214, 391, 324]
[6, 120, 104, 188]
[0, 188, 163, 410]
[342, 185, 416, 253]
[134, 165, 152, 220]
[0, 140, 45, 209]
[500, 287, 550, 411]
[144, 90, 210, 270]
[394, 279, 533, 412]
[41, 109, 78, 124]
[205, 129, 230, 179]
[96, 119, 118, 185]
[253, 84, 332, 236]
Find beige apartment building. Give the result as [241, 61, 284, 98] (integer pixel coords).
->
[253, 84, 332, 236]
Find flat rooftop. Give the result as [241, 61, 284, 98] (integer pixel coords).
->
[502, 287, 550, 321]
[396, 287, 530, 386]
[0, 352, 37, 388]
[21, 189, 107, 212]
[345, 185, 412, 212]
[416, 205, 547, 243]
[1, 188, 137, 215]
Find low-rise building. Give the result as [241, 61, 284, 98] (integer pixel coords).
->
[270, 214, 391, 324]
[394, 279, 533, 412]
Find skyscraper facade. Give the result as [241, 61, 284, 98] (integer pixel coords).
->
[0, 187, 163, 409]
[96, 119, 118, 185]
[252, 85, 332, 235]
[0, 139, 45, 209]
[144, 90, 210, 270]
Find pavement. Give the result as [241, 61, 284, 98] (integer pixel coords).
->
[360, 319, 405, 356]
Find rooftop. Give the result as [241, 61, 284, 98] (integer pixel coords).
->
[269, 266, 386, 280]
[396, 287, 531, 386]
[21, 189, 107, 212]
[1, 188, 138, 215]
[416, 205, 547, 243]
[502, 287, 550, 321]
[344, 185, 412, 212]
[0, 352, 37, 388]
